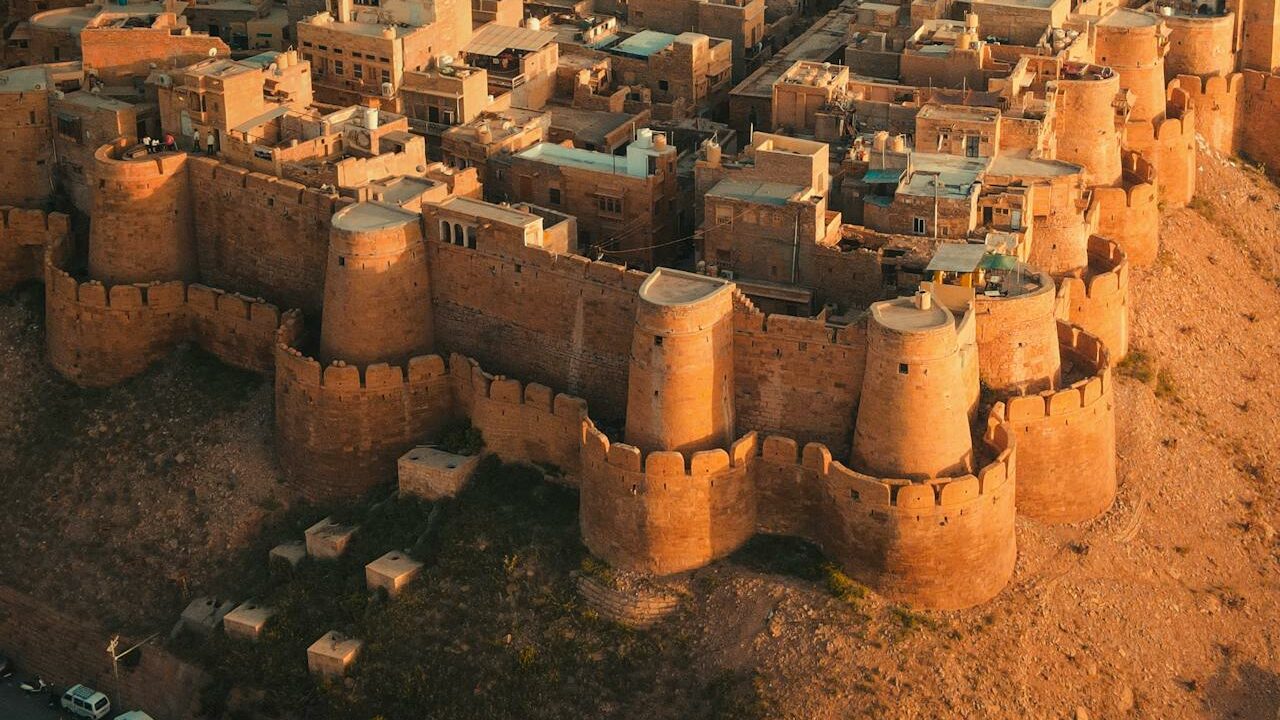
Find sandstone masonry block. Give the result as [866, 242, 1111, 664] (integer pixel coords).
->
[307, 631, 363, 678]
[397, 447, 480, 500]
[365, 550, 424, 597]
[305, 518, 358, 559]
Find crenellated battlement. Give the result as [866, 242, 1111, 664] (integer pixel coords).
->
[997, 321, 1116, 523]
[1094, 161, 1159, 265]
[0, 206, 70, 292]
[1170, 73, 1243, 155]
[1056, 235, 1129, 362]
[45, 241, 293, 386]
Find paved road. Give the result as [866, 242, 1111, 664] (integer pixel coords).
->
[0, 680, 63, 719]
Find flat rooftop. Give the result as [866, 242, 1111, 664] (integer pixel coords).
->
[519, 142, 644, 177]
[918, 104, 1000, 123]
[972, 0, 1061, 9]
[610, 29, 678, 58]
[438, 196, 541, 227]
[639, 267, 732, 306]
[332, 201, 420, 231]
[901, 153, 989, 199]
[466, 22, 556, 56]
[0, 66, 51, 92]
[545, 105, 636, 148]
[707, 178, 805, 206]
[871, 295, 952, 332]
[987, 155, 1081, 178]
[58, 89, 133, 110]
[1098, 7, 1161, 26]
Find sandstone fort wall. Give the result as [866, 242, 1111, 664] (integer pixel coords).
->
[87, 143, 197, 284]
[1094, 153, 1159, 265]
[972, 271, 1062, 394]
[1171, 73, 1242, 155]
[1056, 235, 1129, 362]
[1240, 70, 1280, 176]
[189, 156, 348, 316]
[1122, 91, 1197, 208]
[1163, 13, 1237, 80]
[996, 322, 1116, 523]
[450, 353, 590, 480]
[274, 333, 454, 500]
[753, 423, 1017, 610]
[45, 243, 294, 387]
[1050, 73, 1123, 186]
[0, 207, 68, 291]
[0, 84, 55, 208]
[426, 238, 642, 419]
[732, 297, 867, 455]
[579, 428, 760, 575]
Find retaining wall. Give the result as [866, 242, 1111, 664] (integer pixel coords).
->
[997, 322, 1116, 523]
[0, 584, 206, 720]
[1122, 93, 1197, 208]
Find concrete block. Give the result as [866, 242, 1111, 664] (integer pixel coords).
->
[269, 540, 307, 567]
[397, 447, 480, 500]
[305, 518, 358, 559]
[365, 550, 424, 597]
[307, 631, 363, 679]
[179, 596, 237, 635]
[223, 601, 275, 641]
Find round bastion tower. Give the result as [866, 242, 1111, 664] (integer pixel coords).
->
[972, 267, 1062, 395]
[319, 202, 434, 367]
[1094, 9, 1170, 125]
[1051, 65, 1123, 187]
[852, 290, 973, 479]
[624, 268, 736, 454]
[87, 140, 197, 284]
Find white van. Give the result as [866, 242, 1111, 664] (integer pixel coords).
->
[60, 683, 112, 719]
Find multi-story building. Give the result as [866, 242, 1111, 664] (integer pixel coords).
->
[625, 0, 764, 79]
[296, 0, 472, 109]
[498, 128, 681, 267]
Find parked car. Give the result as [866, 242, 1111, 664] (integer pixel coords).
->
[59, 683, 111, 719]
[116, 712, 156, 720]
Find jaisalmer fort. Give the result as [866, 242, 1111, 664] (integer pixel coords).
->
[0, 0, 1278, 710]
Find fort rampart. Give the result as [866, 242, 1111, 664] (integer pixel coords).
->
[731, 296, 868, 453]
[1171, 73, 1242, 156]
[995, 322, 1116, 523]
[189, 156, 349, 316]
[753, 424, 1016, 609]
[1122, 89, 1197, 208]
[274, 334, 455, 500]
[0, 206, 68, 291]
[45, 243, 296, 387]
[1239, 70, 1280, 176]
[0, 80, 55, 208]
[1093, 152, 1159, 265]
[972, 270, 1062, 394]
[87, 142, 196, 284]
[1056, 235, 1129, 363]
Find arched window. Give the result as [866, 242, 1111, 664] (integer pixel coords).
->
[466, 226, 477, 249]
[440, 220, 451, 242]
[453, 224, 464, 246]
